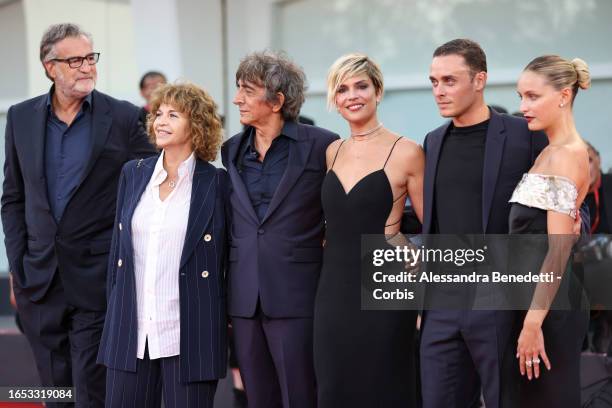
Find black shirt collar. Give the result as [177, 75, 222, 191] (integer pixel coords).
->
[243, 120, 298, 158]
[280, 120, 299, 141]
[450, 118, 490, 134]
[46, 85, 93, 113]
[244, 120, 299, 145]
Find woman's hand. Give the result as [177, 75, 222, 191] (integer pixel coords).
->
[9, 273, 16, 309]
[572, 212, 581, 236]
[516, 320, 551, 380]
[404, 251, 420, 276]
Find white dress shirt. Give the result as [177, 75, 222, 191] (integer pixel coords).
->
[132, 151, 195, 359]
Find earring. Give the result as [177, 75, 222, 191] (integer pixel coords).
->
[559, 102, 565, 107]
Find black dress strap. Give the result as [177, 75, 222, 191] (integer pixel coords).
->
[383, 137, 403, 169]
[330, 140, 346, 169]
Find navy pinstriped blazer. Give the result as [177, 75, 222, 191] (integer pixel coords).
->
[97, 155, 228, 382]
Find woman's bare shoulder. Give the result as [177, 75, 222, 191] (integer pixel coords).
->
[537, 142, 589, 186]
[325, 138, 345, 165]
[326, 138, 345, 155]
[383, 134, 424, 176]
[389, 134, 424, 160]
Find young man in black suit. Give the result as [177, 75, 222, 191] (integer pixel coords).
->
[420, 39, 548, 408]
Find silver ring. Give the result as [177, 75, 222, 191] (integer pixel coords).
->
[526, 360, 533, 367]
[533, 358, 541, 364]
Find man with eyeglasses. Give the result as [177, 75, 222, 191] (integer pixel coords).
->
[1, 23, 156, 407]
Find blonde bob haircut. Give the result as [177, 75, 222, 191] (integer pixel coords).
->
[147, 82, 223, 162]
[326, 53, 384, 111]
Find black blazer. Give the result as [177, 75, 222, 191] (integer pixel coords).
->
[97, 156, 228, 382]
[221, 121, 338, 318]
[597, 174, 612, 233]
[1, 89, 157, 310]
[423, 108, 548, 234]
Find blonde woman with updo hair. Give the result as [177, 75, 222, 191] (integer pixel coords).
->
[313, 53, 424, 407]
[507, 56, 591, 407]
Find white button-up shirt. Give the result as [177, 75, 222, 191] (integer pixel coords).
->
[132, 151, 195, 359]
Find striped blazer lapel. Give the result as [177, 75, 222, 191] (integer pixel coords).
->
[180, 159, 217, 268]
[122, 157, 156, 264]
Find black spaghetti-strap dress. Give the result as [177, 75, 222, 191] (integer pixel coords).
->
[313, 138, 418, 408]
[504, 173, 588, 408]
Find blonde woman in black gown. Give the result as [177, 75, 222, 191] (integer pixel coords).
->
[313, 53, 424, 407]
[508, 55, 591, 407]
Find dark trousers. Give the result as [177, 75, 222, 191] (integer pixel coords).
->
[232, 308, 316, 408]
[14, 273, 106, 408]
[105, 346, 217, 408]
[420, 310, 513, 408]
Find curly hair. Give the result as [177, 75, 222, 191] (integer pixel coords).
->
[235, 50, 306, 121]
[147, 83, 223, 162]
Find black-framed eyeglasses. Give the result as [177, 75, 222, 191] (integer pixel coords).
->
[50, 52, 100, 68]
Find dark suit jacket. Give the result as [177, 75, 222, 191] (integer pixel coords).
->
[423, 108, 548, 234]
[1, 89, 157, 311]
[595, 174, 612, 233]
[97, 156, 228, 382]
[221, 121, 338, 318]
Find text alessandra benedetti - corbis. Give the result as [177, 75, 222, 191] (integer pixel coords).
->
[372, 271, 557, 283]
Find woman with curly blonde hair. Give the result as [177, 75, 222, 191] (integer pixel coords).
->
[98, 83, 229, 408]
[146, 82, 223, 161]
